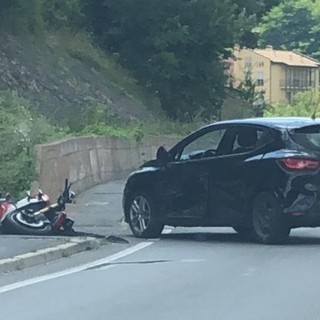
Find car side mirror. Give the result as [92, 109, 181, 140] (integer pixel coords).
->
[156, 146, 169, 166]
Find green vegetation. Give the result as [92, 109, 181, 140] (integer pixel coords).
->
[0, 0, 281, 121]
[86, 0, 239, 121]
[81, 119, 200, 142]
[54, 31, 162, 114]
[257, 0, 320, 58]
[265, 90, 320, 118]
[84, 0, 280, 121]
[1, 0, 319, 194]
[0, 0, 44, 34]
[236, 70, 268, 117]
[0, 91, 67, 196]
[0, 87, 198, 196]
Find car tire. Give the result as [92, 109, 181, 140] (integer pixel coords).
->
[252, 192, 290, 244]
[127, 192, 164, 238]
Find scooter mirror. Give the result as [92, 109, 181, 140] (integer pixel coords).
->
[68, 191, 76, 203]
[38, 189, 44, 199]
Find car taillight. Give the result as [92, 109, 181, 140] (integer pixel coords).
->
[281, 158, 320, 170]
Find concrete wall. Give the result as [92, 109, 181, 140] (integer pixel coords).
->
[32, 135, 180, 200]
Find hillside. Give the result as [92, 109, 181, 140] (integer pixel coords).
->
[0, 32, 156, 131]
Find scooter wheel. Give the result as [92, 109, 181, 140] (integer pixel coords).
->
[1, 210, 52, 235]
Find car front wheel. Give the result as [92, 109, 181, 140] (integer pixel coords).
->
[127, 192, 164, 238]
[252, 192, 290, 244]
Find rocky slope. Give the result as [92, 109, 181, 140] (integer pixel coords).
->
[0, 33, 154, 129]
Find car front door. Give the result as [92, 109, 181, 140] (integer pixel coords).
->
[162, 126, 229, 223]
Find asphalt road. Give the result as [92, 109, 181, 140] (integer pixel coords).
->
[2, 226, 320, 320]
[0, 180, 127, 260]
[2, 180, 320, 319]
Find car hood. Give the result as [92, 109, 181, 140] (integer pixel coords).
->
[140, 159, 158, 168]
[122, 159, 159, 177]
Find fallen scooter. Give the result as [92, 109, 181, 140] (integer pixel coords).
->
[0, 179, 75, 235]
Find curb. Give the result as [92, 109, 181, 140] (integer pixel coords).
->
[0, 237, 101, 274]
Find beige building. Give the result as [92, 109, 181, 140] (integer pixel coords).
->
[230, 46, 320, 104]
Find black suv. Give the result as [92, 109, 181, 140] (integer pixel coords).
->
[123, 117, 320, 244]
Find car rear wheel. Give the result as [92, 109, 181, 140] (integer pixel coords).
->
[127, 192, 164, 238]
[252, 192, 290, 244]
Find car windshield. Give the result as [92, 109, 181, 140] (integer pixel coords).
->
[289, 125, 320, 151]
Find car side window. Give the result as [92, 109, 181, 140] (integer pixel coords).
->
[178, 129, 227, 161]
[231, 126, 270, 154]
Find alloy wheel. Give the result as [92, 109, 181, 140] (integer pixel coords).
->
[129, 196, 152, 234]
[15, 211, 45, 228]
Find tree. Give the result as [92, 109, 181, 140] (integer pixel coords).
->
[233, 0, 282, 48]
[258, 0, 320, 58]
[237, 70, 256, 106]
[237, 70, 267, 117]
[84, 0, 247, 121]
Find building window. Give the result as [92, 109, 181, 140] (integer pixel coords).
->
[285, 67, 316, 88]
[258, 61, 264, 67]
[244, 57, 252, 69]
[257, 71, 264, 86]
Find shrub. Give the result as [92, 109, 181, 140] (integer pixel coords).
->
[265, 90, 320, 118]
[0, 91, 67, 196]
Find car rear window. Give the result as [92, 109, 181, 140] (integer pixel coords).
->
[289, 125, 320, 151]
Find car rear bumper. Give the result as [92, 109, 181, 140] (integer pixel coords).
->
[286, 195, 320, 227]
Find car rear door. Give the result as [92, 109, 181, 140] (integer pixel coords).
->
[208, 125, 273, 225]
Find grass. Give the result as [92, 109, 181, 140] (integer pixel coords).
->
[80, 117, 203, 143]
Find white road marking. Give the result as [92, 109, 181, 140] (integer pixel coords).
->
[0, 242, 153, 294]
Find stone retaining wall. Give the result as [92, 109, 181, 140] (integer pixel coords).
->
[32, 135, 180, 199]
